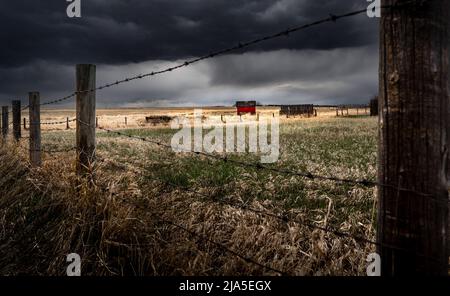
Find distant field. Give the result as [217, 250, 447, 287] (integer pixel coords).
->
[22, 106, 367, 131]
[1, 108, 379, 275]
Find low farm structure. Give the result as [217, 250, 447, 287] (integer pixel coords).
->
[145, 115, 173, 125]
[278, 104, 315, 117]
[236, 101, 256, 115]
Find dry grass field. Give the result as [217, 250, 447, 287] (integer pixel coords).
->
[0, 107, 379, 276]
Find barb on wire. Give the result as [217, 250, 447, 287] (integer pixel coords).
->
[36, 0, 423, 107]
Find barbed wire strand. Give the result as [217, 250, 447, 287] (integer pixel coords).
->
[85, 121, 449, 206]
[28, 118, 77, 126]
[90, 173, 287, 275]
[94, 149, 443, 266]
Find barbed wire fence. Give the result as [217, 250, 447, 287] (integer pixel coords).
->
[1, 0, 448, 274]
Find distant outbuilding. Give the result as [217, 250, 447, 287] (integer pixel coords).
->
[236, 101, 257, 115]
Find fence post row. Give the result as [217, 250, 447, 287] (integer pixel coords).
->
[377, 0, 449, 275]
[29, 92, 41, 167]
[12, 100, 21, 141]
[1, 106, 8, 138]
[76, 64, 96, 177]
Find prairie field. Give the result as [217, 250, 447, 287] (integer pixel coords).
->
[0, 107, 379, 276]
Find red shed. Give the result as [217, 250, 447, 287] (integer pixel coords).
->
[236, 101, 256, 115]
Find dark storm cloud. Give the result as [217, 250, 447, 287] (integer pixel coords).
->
[0, 0, 379, 106]
[1, 0, 376, 67]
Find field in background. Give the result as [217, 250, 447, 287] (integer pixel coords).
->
[22, 106, 368, 131]
[0, 107, 379, 275]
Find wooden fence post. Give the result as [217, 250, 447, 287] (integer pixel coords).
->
[377, 0, 449, 275]
[76, 64, 96, 176]
[23, 118, 27, 130]
[1, 106, 8, 139]
[29, 92, 41, 167]
[125, 117, 127, 125]
[12, 100, 21, 141]
[66, 117, 70, 130]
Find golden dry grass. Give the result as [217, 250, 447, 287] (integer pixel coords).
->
[0, 109, 378, 276]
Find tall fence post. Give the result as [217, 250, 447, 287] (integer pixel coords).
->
[29, 92, 41, 167]
[1, 106, 8, 139]
[377, 0, 449, 275]
[76, 64, 96, 177]
[12, 100, 21, 141]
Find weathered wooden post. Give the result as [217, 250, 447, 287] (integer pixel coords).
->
[76, 64, 96, 177]
[66, 117, 70, 130]
[12, 100, 21, 141]
[96, 117, 99, 128]
[1, 106, 8, 139]
[23, 118, 27, 130]
[377, 0, 449, 275]
[125, 117, 127, 125]
[336, 108, 339, 117]
[29, 92, 41, 167]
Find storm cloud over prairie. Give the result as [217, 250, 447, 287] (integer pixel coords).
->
[0, 0, 379, 107]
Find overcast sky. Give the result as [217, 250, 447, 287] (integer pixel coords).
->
[0, 0, 379, 108]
